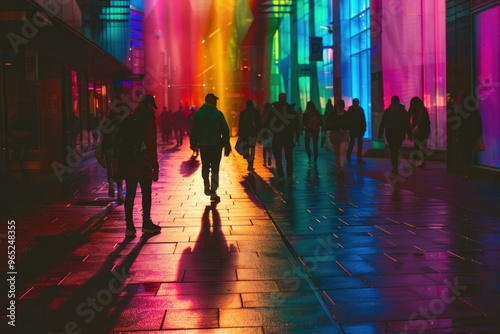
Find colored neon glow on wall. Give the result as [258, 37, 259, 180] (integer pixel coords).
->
[475, 6, 500, 169]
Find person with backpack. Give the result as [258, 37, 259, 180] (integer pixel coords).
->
[190, 93, 231, 203]
[302, 101, 324, 164]
[346, 98, 367, 164]
[114, 94, 161, 236]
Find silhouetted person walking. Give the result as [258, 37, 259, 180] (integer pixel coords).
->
[302, 100, 324, 164]
[378, 96, 412, 175]
[190, 93, 231, 203]
[238, 100, 261, 171]
[173, 105, 186, 146]
[346, 98, 367, 164]
[271, 93, 300, 184]
[408, 96, 431, 168]
[326, 99, 351, 176]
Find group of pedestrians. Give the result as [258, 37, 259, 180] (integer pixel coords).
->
[158, 105, 196, 146]
[99, 91, 481, 237]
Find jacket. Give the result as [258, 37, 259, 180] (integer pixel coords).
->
[378, 103, 412, 143]
[190, 103, 230, 147]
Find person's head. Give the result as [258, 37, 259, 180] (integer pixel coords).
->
[390, 95, 400, 105]
[162, 106, 167, 111]
[205, 93, 219, 106]
[336, 99, 345, 111]
[326, 99, 332, 106]
[139, 94, 158, 109]
[306, 101, 316, 111]
[278, 93, 286, 103]
[246, 100, 254, 109]
[353, 98, 359, 106]
[410, 96, 423, 109]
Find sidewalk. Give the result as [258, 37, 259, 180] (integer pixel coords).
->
[8, 140, 342, 333]
[4, 137, 500, 333]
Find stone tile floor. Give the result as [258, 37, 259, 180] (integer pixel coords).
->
[2, 137, 500, 333]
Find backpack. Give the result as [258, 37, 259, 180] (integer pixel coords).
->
[307, 115, 321, 132]
[113, 113, 146, 163]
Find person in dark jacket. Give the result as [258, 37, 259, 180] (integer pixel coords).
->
[408, 96, 431, 168]
[237, 100, 262, 171]
[346, 98, 367, 164]
[321, 99, 334, 149]
[326, 99, 351, 176]
[173, 105, 186, 146]
[260, 103, 274, 167]
[302, 100, 324, 164]
[378, 96, 412, 175]
[122, 94, 161, 236]
[271, 93, 300, 184]
[190, 93, 231, 203]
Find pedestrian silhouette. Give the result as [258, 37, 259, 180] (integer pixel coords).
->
[378, 96, 412, 175]
[237, 100, 262, 172]
[326, 99, 351, 177]
[271, 92, 300, 184]
[346, 98, 367, 164]
[190, 93, 231, 203]
[408, 96, 431, 168]
[302, 100, 324, 164]
[117, 94, 161, 236]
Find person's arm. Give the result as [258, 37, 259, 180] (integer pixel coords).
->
[361, 109, 367, 135]
[220, 113, 231, 156]
[190, 114, 199, 150]
[146, 117, 159, 180]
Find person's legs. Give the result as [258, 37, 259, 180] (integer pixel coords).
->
[273, 140, 284, 179]
[304, 131, 312, 161]
[199, 146, 211, 195]
[356, 135, 364, 161]
[312, 131, 319, 161]
[339, 141, 348, 169]
[388, 141, 401, 174]
[139, 178, 152, 223]
[346, 135, 355, 162]
[124, 178, 138, 235]
[284, 144, 294, 179]
[209, 146, 222, 194]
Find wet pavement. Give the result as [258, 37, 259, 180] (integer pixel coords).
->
[2, 137, 500, 333]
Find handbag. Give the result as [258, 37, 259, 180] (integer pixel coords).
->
[474, 136, 485, 152]
[235, 136, 249, 158]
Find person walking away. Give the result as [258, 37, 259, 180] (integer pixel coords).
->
[190, 93, 231, 203]
[346, 98, 367, 164]
[378, 96, 412, 175]
[102, 108, 124, 203]
[302, 101, 324, 164]
[238, 100, 262, 171]
[173, 105, 186, 146]
[408, 96, 431, 168]
[326, 99, 351, 177]
[115, 94, 161, 236]
[271, 93, 300, 184]
[159, 106, 172, 143]
[321, 99, 334, 149]
[260, 103, 274, 167]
